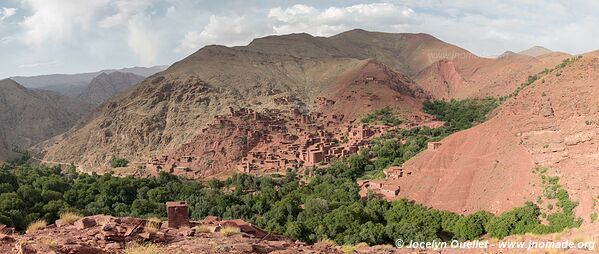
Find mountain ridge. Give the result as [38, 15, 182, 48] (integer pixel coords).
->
[77, 71, 145, 105]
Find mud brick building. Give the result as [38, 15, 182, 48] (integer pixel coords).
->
[383, 166, 412, 180]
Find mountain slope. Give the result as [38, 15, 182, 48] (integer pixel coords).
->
[397, 55, 599, 221]
[0, 79, 92, 160]
[77, 71, 145, 105]
[415, 51, 571, 99]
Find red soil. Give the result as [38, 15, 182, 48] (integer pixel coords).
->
[416, 52, 571, 99]
[393, 55, 599, 222]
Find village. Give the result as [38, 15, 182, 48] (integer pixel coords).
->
[144, 75, 444, 201]
[145, 101, 392, 176]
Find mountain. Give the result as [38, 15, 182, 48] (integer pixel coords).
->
[39, 30, 467, 171]
[394, 55, 599, 221]
[0, 79, 93, 161]
[242, 29, 474, 77]
[11, 65, 168, 96]
[77, 71, 145, 105]
[519, 46, 554, 57]
[415, 50, 571, 99]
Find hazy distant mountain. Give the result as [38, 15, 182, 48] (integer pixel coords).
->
[117, 66, 169, 77]
[11, 65, 168, 96]
[0, 79, 93, 160]
[518, 46, 553, 57]
[37, 83, 88, 98]
[78, 71, 145, 105]
[496, 50, 518, 58]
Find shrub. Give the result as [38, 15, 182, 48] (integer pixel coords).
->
[196, 225, 212, 233]
[453, 211, 491, 240]
[59, 212, 82, 225]
[144, 217, 161, 235]
[220, 226, 240, 236]
[361, 107, 402, 126]
[125, 243, 165, 254]
[111, 157, 129, 168]
[484, 202, 540, 239]
[340, 245, 357, 254]
[26, 219, 47, 233]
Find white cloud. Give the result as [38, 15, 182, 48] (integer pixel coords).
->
[127, 16, 160, 65]
[176, 15, 270, 54]
[0, 36, 14, 44]
[0, 7, 17, 20]
[268, 3, 418, 35]
[6, 0, 599, 78]
[176, 3, 419, 54]
[20, 0, 108, 46]
[395, 1, 599, 56]
[97, 0, 162, 65]
[18, 60, 58, 68]
[99, 0, 155, 28]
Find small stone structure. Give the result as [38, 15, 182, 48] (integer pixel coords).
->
[166, 201, 189, 229]
[357, 180, 401, 199]
[383, 166, 408, 179]
[427, 142, 442, 151]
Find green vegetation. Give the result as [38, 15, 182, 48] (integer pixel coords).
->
[360, 107, 402, 126]
[423, 97, 498, 132]
[500, 56, 583, 100]
[0, 158, 581, 245]
[111, 157, 129, 168]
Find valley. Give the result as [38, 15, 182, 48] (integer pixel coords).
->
[1, 26, 598, 253]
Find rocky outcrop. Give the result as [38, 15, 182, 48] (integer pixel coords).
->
[1, 214, 597, 253]
[0, 215, 344, 254]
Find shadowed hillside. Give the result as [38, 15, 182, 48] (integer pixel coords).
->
[0, 79, 92, 160]
[77, 71, 145, 105]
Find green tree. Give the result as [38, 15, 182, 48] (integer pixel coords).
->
[110, 157, 129, 168]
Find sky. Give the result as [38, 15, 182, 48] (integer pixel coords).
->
[1, 0, 599, 78]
